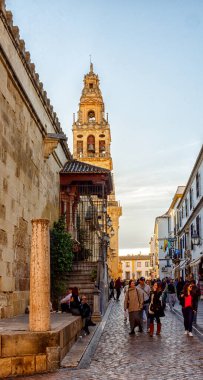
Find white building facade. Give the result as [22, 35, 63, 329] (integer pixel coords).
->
[154, 215, 172, 280]
[151, 146, 203, 296]
[176, 146, 203, 284]
[119, 255, 152, 281]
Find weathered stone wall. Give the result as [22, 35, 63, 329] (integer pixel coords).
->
[0, 3, 71, 318]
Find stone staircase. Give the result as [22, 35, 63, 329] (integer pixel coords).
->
[65, 262, 97, 311]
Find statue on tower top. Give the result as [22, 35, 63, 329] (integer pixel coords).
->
[90, 61, 94, 73]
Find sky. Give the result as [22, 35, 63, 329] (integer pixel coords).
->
[6, 0, 203, 252]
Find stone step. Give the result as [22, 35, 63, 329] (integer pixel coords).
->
[67, 284, 95, 295]
[66, 273, 93, 279]
[71, 263, 97, 272]
[68, 282, 95, 287]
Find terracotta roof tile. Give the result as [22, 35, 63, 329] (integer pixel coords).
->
[61, 160, 110, 174]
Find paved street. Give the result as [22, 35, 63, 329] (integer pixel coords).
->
[17, 295, 203, 380]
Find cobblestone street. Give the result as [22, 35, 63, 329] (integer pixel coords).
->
[17, 294, 203, 380]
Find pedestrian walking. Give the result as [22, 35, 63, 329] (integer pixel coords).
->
[109, 279, 115, 300]
[164, 279, 177, 311]
[124, 279, 143, 335]
[176, 277, 185, 300]
[190, 280, 201, 325]
[115, 277, 122, 301]
[136, 277, 150, 331]
[180, 282, 197, 336]
[123, 281, 129, 322]
[148, 281, 165, 337]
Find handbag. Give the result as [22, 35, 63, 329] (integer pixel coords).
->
[148, 294, 155, 314]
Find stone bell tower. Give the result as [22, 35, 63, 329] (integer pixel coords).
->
[72, 63, 122, 279]
[72, 62, 112, 171]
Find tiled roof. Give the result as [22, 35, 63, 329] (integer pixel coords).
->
[61, 160, 110, 174]
[119, 255, 151, 260]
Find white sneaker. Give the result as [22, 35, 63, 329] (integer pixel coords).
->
[184, 330, 188, 335]
[188, 332, 193, 337]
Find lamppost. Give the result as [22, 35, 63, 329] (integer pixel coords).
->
[191, 230, 203, 246]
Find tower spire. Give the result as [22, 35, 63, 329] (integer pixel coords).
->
[89, 54, 93, 73]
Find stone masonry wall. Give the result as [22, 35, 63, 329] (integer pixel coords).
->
[0, 2, 71, 318]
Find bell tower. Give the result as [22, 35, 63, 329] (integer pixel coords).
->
[72, 63, 122, 279]
[73, 63, 112, 171]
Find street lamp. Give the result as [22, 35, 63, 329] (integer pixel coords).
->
[191, 230, 201, 246]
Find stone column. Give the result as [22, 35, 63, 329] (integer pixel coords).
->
[92, 288, 102, 322]
[29, 219, 50, 331]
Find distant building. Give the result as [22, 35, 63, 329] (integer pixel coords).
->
[119, 255, 152, 280]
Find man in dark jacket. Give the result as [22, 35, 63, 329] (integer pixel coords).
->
[109, 279, 115, 300]
[115, 277, 122, 301]
[165, 279, 177, 311]
[191, 280, 201, 325]
[176, 277, 185, 300]
[80, 295, 96, 334]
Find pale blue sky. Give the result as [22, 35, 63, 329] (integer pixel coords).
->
[6, 0, 203, 249]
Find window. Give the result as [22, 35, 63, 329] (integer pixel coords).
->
[145, 271, 149, 277]
[88, 110, 95, 122]
[145, 262, 149, 267]
[189, 188, 193, 210]
[185, 198, 188, 217]
[196, 172, 201, 198]
[87, 135, 95, 154]
[196, 215, 201, 238]
[89, 83, 93, 89]
[125, 272, 130, 280]
[180, 238, 183, 257]
[99, 140, 106, 156]
[179, 210, 182, 228]
[191, 224, 194, 249]
[126, 262, 130, 268]
[77, 141, 83, 155]
[137, 262, 141, 268]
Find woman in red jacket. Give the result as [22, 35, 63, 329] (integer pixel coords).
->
[180, 283, 196, 337]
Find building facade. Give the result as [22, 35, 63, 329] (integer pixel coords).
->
[149, 235, 158, 279]
[72, 63, 122, 278]
[153, 214, 171, 280]
[151, 145, 203, 289]
[176, 146, 203, 285]
[119, 255, 152, 281]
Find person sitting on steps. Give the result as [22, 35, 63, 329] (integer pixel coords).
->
[60, 288, 72, 313]
[80, 295, 96, 335]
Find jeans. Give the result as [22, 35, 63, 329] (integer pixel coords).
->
[142, 303, 150, 329]
[168, 293, 176, 310]
[116, 288, 121, 300]
[149, 314, 161, 324]
[183, 307, 194, 332]
[109, 289, 115, 299]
